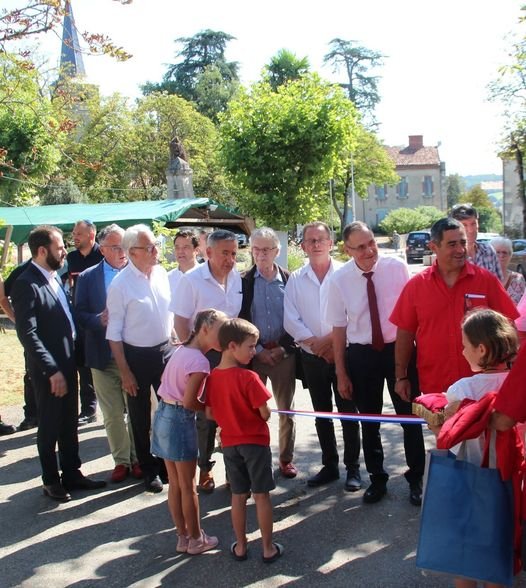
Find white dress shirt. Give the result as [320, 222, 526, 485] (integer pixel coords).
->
[172, 261, 242, 325]
[106, 260, 172, 347]
[168, 264, 198, 303]
[326, 255, 409, 345]
[284, 259, 343, 353]
[32, 261, 76, 340]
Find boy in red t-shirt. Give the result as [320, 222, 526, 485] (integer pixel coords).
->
[205, 318, 283, 563]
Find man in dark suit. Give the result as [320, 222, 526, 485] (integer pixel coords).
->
[11, 225, 106, 502]
[75, 224, 140, 484]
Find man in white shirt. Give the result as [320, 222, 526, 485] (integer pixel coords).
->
[167, 229, 200, 304]
[173, 229, 242, 492]
[328, 221, 425, 506]
[284, 222, 361, 491]
[106, 224, 172, 493]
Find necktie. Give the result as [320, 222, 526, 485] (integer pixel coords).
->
[363, 272, 384, 351]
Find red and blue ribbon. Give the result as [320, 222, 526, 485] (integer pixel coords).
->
[273, 409, 425, 425]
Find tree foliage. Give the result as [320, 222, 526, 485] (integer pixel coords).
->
[0, 0, 132, 60]
[143, 30, 239, 121]
[379, 206, 442, 235]
[458, 184, 494, 209]
[219, 75, 358, 229]
[324, 38, 384, 125]
[264, 49, 310, 91]
[40, 177, 87, 204]
[446, 173, 466, 208]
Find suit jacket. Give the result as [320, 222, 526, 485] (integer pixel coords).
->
[74, 261, 112, 371]
[11, 262, 76, 380]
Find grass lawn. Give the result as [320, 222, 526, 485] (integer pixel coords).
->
[0, 327, 25, 407]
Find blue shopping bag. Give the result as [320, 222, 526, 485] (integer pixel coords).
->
[416, 448, 514, 586]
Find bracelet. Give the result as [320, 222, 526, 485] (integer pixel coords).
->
[395, 376, 409, 383]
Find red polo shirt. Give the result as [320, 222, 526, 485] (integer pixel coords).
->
[494, 343, 526, 422]
[390, 261, 519, 394]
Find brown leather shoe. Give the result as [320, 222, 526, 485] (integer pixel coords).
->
[43, 483, 72, 502]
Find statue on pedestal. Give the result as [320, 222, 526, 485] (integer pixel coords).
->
[166, 135, 194, 199]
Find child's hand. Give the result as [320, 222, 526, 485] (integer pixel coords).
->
[444, 401, 461, 418]
[428, 424, 442, 437]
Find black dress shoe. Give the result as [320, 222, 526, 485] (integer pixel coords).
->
[62, 474, 107, 492]
[0, 420, 16, 436]
[307, 466, 340, 487]
[145, 475, 163, 493]
[78, 413, 97, 425]
[18, 417, 38, 431]
[344, 470, 362, 492]
[409, 481, 423, 506]
[43, 483, 72, 502]
[363, 482, 387, 504]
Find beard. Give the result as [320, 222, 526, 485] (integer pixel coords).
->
[46, 248, 63, 271]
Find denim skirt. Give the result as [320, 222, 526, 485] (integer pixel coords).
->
[151, 400, 198, 462]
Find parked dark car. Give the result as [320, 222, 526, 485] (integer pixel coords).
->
[509, 239, 526, 277]
[405, 230, 432, 264]
[236, 232, 248, 248]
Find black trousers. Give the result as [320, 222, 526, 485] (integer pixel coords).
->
[346, 342, 425, 485]
[78, 365, 97, 416]
[23, 351, 38, 421]
[301, 351, 360, 473]
[30, 367, 81, 485]
[123, 342, 166, 479]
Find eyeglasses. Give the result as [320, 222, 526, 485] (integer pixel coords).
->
[131, 244, 158, 254]
[303, 238, 330, 247]
[101, 245, 124, 253]
[347, 240, 377, 253]
[252, 246, 277, 254]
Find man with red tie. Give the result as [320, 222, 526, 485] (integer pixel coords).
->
[327, 221, 425, 506]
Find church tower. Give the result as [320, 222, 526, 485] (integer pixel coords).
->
[59, 0, 85, 80]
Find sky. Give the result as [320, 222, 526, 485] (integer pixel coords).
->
[7, 0, 526, 176]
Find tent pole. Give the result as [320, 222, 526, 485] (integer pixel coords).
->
[0, 225, 13, 269]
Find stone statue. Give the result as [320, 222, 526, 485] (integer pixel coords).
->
[166, 135, 194, 199]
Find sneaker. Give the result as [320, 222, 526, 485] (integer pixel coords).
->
[0, 420, 16, 436]
[279, 461, 298, 478]
[131, 463, 143, 479]
[111, 464, 129, 483]
[78, 413, 97, 425]
[176, 534, 189, 553]
[187, 530, 219, 555]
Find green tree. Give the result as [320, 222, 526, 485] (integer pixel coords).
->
[40, 177, 87, 204]
[264, 49, 310, 91]
[446, 173, 466, 208]
[0, 52, 65, 204]
[458, 184, 493, 209]
[478, 207, 503, 233]
[414, 205, 444, 228]
[379, 208, 430, 235]
[324, 39, 384, 126]
[220, 75, 358, 229]
[143, 30, 239, 121]
[132, 93, 229, 203]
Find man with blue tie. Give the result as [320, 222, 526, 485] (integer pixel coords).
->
[75, 224, 141, 484]
[11, 225, 106, 501]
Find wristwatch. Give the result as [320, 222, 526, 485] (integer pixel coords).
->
[395, 376, 409, 383]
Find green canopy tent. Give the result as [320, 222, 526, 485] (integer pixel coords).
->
[0, 198, 254, 266]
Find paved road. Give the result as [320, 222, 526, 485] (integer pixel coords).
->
[3, 385, 525, 588]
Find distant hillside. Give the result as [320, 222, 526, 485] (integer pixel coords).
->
[463, 174, 502, 188]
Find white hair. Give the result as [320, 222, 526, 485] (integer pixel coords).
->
[490, 236, 512, 255]
[122, 224, 154, 251]
[249, 227, 281, 251]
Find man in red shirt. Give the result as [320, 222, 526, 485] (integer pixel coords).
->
[391, 218, 518, 401]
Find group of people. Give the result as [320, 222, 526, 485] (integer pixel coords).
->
[2, 201, 526, 571]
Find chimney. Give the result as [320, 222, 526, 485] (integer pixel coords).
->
[408, 135, 424, 150]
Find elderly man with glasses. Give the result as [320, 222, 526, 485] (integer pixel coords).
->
[239, 227, 299, 479]
[106, 224, 172, 493]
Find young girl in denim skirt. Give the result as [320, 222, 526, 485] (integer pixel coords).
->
[151, 308, 227, 555]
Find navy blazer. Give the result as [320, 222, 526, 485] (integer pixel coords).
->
[11, 262, 76, 379]
[74, 261, 112, 371]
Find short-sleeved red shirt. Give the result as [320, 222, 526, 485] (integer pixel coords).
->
[494, 344, 526, 422]
[205, 366, 272, 447]
[390, 261, 519, 394]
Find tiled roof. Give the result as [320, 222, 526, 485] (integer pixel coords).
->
[386, 145, 440, 166]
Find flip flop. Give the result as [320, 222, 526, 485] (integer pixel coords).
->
[230, 541, 248, 561]
[262, 542, 284, 563]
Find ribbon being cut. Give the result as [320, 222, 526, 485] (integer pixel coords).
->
[272, 409, 425, 425]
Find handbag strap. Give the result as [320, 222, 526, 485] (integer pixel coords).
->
[481, 428, 498, 469]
